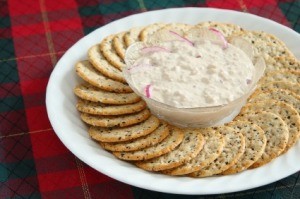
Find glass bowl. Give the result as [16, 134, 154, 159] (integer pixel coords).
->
[123, 36, 265, 128]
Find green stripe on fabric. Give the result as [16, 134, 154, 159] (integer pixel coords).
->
[279, 2, 300, 33]
[0, 96, 24, 112]
[141, 0, 206, 11]
[0, 39, 15, 60]
[137, 0, 147, 10]
[78, 6, 102, 16]
[78, 0, 206, 17]
[144, 0, 186, 10]
[11, 193, 42, 199]
[83, 27, 98, 35]
[0, 60, 19, 83]
[0, 159, 36, 181]
[191, 0, 205, 4]
[79, 1, 140, 16]
[0, 16, 10, 28]
[99, 0, 140, 15]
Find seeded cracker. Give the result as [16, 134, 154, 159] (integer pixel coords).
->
[139, 23, 166, 42]
[75, 60, 132, 93]
[113, 127, 184, 161]
[76, 99, 146, 116]
[88, 45, 126, 83]
[264, 56, 300, 73]
[230, 31, 288, 49]
[241, 100, 300, 153]
[136, 128, 205, 171]
[159, 23, 192, 35]
[196, 21, 244, 37]
[222, 121, 266, 175]
[249, 89, 300, 114]
[113, 32, 127, 60]
[163, 128, 225, 176]
[259, 81, 300, 95]
[235, 111, 289, 168]
[124, 26, 144, 47]
[100, 122, 169, 151]
[89, 115, 159, 142]
[81, 109, 150, 128]
[147, 23, 192, 44]
[190, 126, 245, 177]
[259, 70, 300, 85]
[100, 34, 126, 70]
[74, 84, 140, 104]
[255, 41, 294, 61]
[229, 31, 294, 60]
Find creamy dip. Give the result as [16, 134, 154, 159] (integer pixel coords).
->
[128, 40, 254, 108]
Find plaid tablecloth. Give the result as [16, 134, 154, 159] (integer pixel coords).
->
[1, 0, 300, 198]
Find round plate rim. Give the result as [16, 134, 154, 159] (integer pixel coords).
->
[46, 7, 300, 195]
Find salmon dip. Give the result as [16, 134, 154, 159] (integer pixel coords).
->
[127, 40, 255, 108]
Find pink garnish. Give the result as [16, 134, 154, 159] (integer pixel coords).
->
[169, 31, 194, 46]
[141, 46, 169, 54]
[209, 28, 228, 49]
[144, 84, 152, 98]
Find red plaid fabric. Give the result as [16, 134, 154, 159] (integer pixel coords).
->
[0, 0, 299, 198]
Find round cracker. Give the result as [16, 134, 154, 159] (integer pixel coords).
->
[222, 121, 267, 175]
[113, 31, 127, 60]
[100, 122, 169, 151]
[75, 60, 132, 93]
[190, 126, 245, 177]
[254, 41, 294, 62]
[241, 100, 300, 153]
[229, 31, 293, 61]
[88, 115, 160, 142]
[76, 99, 146, 116]
[139, 23, 166, 42]
[81, 109, 150, 128]
[124, 26, 144, 47]
[136, 128, 205, 171]
[163, 128, 225, 176]
[230, 30, 294, 61]
[235, 111, 289, 168]
[230, 31, 288, 49]
[113, 127, 184, 161]
[88, 45, 126, 83]
[159, 23, 192, 35]
[100, 34, 125, 70]
[74, 84, 140, 105]
[249, 88, 300, 114]
[259, 81, 300, 95]
[147, 23, 192, 44]
[259, 70, 300, 85]
[264, 56, 300, 73]
[196, 21, 244, 37]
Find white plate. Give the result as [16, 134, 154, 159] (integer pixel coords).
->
[46, 8, 300, 195]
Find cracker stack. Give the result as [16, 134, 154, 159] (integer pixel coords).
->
[73, 22, 300, 178]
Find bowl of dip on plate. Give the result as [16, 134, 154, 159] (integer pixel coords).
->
[123, 28, 265, 127]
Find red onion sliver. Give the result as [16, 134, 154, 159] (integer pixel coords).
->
[246, 79, 252, 85]
[144, 84, 152, 98]
[209, 28, 228, 49]
[141, 46, 170, 54]
[169, 31, 194, 46]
